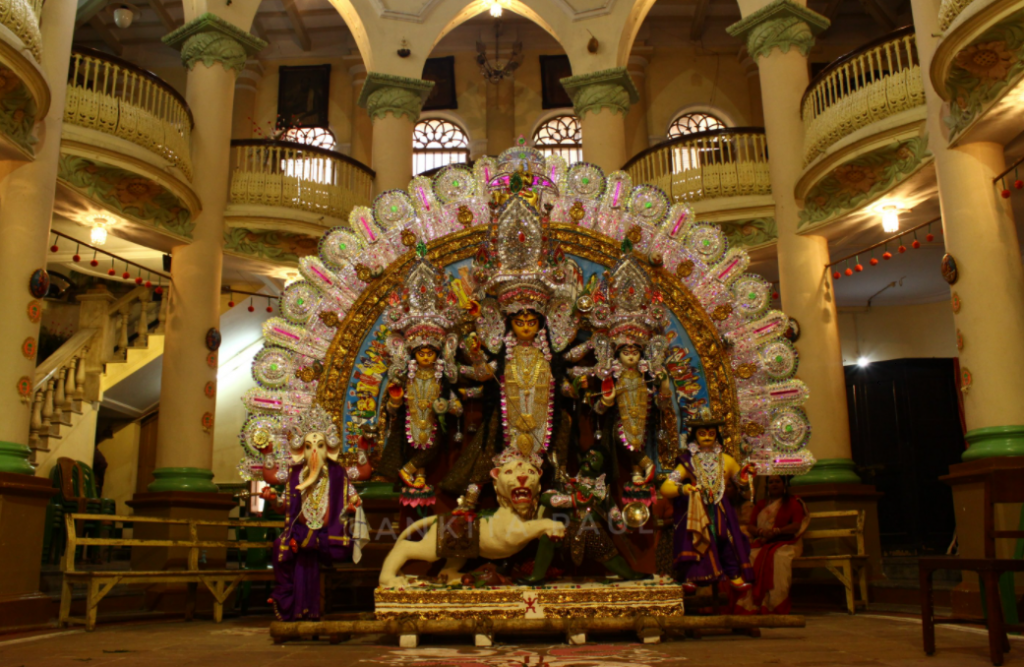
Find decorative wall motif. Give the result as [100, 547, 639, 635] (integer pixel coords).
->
[719, 218, 778, 248]
[945, 9, 1024, 138]
[223, 228, 320, 263]
[799, 136, 931, 229]
[0, 0, 43, 62]
[940, 0, 976, 30]
[57, 155, 195, 239]
[0, 66, 37, 155]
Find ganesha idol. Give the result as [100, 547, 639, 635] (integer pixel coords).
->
[261, 405, 369, 621]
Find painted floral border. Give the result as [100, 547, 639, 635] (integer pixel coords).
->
[57, 155, 194, 238]
[0, 67, 36, 155]
[719, 217, 778, 248]
[945, 8, 1024, 138]
[799, 136, 931, 229]
[223, 227, 320, 264]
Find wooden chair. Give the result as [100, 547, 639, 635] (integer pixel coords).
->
[918, 469, 1024, 666]
[792, 510, 869, 614]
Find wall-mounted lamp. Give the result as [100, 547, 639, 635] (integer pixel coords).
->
[397, 39, 410, 58]
[857, 356, 870, 368]
[880, 205, 901, 233]
[91, 217, 112, 245]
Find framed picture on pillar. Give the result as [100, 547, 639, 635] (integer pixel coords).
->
[277, 64, 332, 128]
[540, 55, 573, 110]
[422, 56, 457, 111]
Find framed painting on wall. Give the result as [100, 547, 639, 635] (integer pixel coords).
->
[540, 55, 573, 110]
[422, 56, 457, 111]
[277, 64, 331, 128]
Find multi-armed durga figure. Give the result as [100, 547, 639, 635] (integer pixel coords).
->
[441, 150, 582, 503]
[377, 249, 463, 508]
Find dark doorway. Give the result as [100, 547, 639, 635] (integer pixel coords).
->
[845, 358, 965, 555]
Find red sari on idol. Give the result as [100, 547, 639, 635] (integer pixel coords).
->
[734, 494, 810, 615]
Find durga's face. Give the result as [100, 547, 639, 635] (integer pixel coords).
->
[414, 346, 438, 368]
[511, 311, 540, 342]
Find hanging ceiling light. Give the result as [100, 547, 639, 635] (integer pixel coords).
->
[881, 205, 901, 233]
[476, 6, 522, 83]
[91, 217, 111, 245]
[489, 1, 503, 18]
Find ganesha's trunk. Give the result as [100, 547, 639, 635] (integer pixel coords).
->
[296, 452, 321, 492]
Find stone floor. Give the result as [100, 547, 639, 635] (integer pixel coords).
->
[0, 611, 1020, 667]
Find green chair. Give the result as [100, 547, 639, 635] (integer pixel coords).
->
[43, 457, 116, 565]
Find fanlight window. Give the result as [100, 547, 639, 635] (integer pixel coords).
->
[413, 119, 470, 175]
[667, 112, 726, 139]
[281, 127, 337, 184]
[533, 115, 582, 165]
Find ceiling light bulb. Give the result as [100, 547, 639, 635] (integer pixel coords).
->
[857, 357, 870, 368]
[881, 206, 900, 233]
[91, 224, 108, 245]
[489, 1, 502, 18]
[113, 6, 134, 29]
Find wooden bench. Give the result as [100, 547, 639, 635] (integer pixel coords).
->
[59, 513, 284, 631]
[792, 509, 868, 614]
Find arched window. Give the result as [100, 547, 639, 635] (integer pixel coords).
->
[667, 112, 726, 139]
[532, 114, 582, 164]
[413, 119, 470, 175]
[280, 127, 337, 184]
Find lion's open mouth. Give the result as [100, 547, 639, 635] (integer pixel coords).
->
[511, 487, 533, 503]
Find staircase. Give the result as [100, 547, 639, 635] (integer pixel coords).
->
[30, 285, 168, 476]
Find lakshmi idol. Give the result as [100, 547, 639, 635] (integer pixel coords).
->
[377, 250, 463, 508]
[441, 147, 580, 502]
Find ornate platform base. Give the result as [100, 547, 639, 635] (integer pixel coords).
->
[375, 577, 685, 621]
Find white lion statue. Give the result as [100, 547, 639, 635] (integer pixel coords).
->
[378, 457, 564, 587]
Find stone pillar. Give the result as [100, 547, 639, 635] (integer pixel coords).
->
[624, 54, 651, 160]
[486, 75, 515, 157]
[728, 0, 860, 486]
[348, 63, 372, 166]
[358, 73, 433, 193]
[911, 0, 1024, 459]
[146, 14, 265, 494]
[0, 0, 76, 475]
[231, 59, 263, 139]
[561, 68, 639, 174]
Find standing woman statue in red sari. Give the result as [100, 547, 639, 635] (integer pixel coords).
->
[735, 474, 810, 614]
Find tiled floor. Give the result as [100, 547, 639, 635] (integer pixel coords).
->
[0, 612, 1019, 667]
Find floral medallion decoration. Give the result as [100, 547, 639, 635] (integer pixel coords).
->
[57, 155, 194, 238]
[21, 337, 36, 358]
[204, 381, 216, 398]
[28, 268, 49, 298]
[941, 253, 958, 285]
[223, 228, 319, 263]
[16, 376, 31, 400]
[26, 300, 41, 323]
[205, 327, 222, 352]
[945, 9, 1024, 139]
[201, 412, 215, 432]
[800, 137, 931, 229]
[952, 291, 962, 314]
[206, 351, 218, 369]
[0, 67, 38, 156]
[719, 217, 778, 249]
[960, 366, 973, 394]
[253, 346, 294, 389]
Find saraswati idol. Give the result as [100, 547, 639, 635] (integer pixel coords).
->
[441, 146, 581, 504]
[377, 248, 463, 508]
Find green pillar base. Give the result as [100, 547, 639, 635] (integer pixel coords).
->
[0, 440, 35, 475]
[790, 458, 860, 486]
[962, 426, 1024, 461]
[147, 467, 219, 493]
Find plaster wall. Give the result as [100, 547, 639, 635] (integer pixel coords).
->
[838, 301, 958, 365]
[34, 408, 99, 481]
[211, 343, 260, 485]
[97, 421, 141, 514]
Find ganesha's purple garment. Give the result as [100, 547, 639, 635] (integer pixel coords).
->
[671, 450, 753, 584]
[271, 463, 353, 621]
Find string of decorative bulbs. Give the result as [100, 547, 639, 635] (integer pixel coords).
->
[225, 288, 280, 314]
[997, 155, 1024, 198]
[49, 229, 168, 294]
[828, 216, 941, 280]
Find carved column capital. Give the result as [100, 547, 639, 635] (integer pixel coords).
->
[559, 67, 640, 119]
[162, 12, 267, 75]
[726, 0, 829, 61]
[357, 72, 434, 123]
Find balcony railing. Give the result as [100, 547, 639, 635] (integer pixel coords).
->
[65, 47, 193, 180]
[623, 128, 771, 202]
[802, 27, 924, 165]
[0, 0, 43, 62]
[229, 139, 375, 221]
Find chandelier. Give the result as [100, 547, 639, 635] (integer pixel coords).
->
[476, 11, 523, 83]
